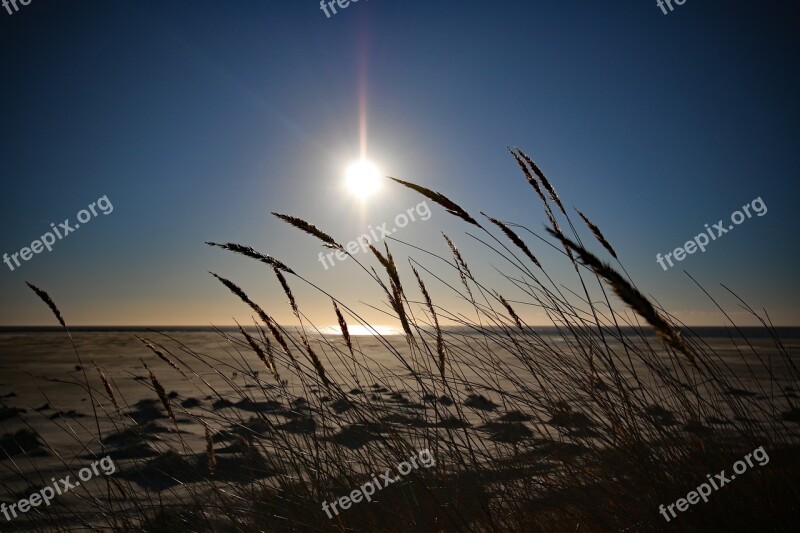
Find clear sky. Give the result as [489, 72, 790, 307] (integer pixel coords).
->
[1, 0, 798, 327]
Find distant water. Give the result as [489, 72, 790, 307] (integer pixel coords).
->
[1, 325, 798, 338]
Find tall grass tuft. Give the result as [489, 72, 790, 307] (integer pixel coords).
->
[14, 148, 799, 532]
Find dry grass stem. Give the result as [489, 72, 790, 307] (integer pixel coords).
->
[271, 212, 343, 250]
[388, 176, 480, 227]
[206, 241, 294, 274]
[575, 209, 619, 260]
[25, 282, 66, 328]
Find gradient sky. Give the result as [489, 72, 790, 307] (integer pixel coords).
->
[1, 0, 798, 327]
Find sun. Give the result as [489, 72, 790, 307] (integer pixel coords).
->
[345, 159, 381, 200]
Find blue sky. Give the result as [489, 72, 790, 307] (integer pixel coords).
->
[1, 0, 798, 326]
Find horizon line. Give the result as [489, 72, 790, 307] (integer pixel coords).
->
[2, 324, 798, 329]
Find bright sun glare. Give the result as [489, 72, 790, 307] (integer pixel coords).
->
[345, 159, 381, 200]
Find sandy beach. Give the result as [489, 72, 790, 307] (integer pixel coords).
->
[1, 327, 798, 530]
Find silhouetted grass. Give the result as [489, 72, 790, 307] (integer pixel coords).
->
[7, 148, 799, 532]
